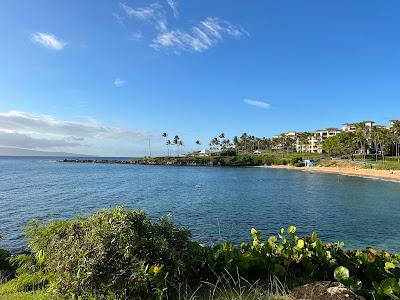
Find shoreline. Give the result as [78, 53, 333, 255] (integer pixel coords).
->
[256, 164, 400, 182]
[61, 158, 400, 182]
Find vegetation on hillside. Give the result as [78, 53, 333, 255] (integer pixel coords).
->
[141, 152, 324, 167]
[1, 207, 399, 299]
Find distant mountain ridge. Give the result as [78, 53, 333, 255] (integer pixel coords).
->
[0, 147, 93, 157]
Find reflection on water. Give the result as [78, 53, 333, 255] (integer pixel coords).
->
[1, 157, 400, 252]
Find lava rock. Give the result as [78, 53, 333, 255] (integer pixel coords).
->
[291, 281, 365, 300]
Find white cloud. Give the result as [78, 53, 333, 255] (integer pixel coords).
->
[131, 31, 143, 41]
[113, 78, 125, 87]
[151, 17, 247, 52]
[120, 2, 167, 31]
[113, 13, 125, 26]
[243, 99, 271, 109]
[0, 111, 150, 142]
[31, 32, 67, 50]
[0, 131, 79, 149]
[166, 0, 178, 18]
[118, 2, 247, 54]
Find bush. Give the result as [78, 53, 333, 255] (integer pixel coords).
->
[0, 249, 13, 274]
[0, 235, 16, 282]
[294, 162, 304, 167]
[290, 157, 303, 165]
[3, 208, 400, 300]
[25, 207, 203, 299]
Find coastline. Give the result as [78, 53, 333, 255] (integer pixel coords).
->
[256, 164, 400, 182]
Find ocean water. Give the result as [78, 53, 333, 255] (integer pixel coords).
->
[1, 156, 400, 253]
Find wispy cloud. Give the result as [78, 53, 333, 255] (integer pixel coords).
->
[166, 0, 178, 18]
[113, 78, 125, 87]
[31, 32, 67, 50]
[243, 99, 271, 109]
[118, 2, 247, 53]
[113, 13, 125, 26]
[120, 2, 167, 31]
[0, 111, 150, 144]
[0, 131, 80, 149]
[131, 31, 143, 41]
[151, 17, 247, 52]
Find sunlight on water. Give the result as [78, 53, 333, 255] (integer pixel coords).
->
[1, 157, 400, 253]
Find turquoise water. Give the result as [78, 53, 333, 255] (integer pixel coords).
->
[1, 157, 400, 253]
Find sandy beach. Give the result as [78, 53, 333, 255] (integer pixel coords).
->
[256, 165, 400, 182]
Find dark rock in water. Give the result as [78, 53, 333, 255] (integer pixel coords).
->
[291, 281, 365, 300]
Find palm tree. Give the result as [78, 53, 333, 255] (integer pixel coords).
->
[162, 132, 168, 156]
[166, 140, 171, 157]
[354, 122, 369, 160]
[178, 140, 184, 156]
[173, 135, 180, 157]
[391, 121, 400, 162]
[233, 136, 239, 155]
[195, 140, 201, 153]
[376, 127, 390, 163]
[371, 127, 380, 161]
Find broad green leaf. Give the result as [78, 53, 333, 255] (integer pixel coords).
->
[268, 236, 277, 245]
[385, 262, 396, 272]
[334, 266, 350, 282]
[381, 278, 400, 295]
[287, 226, 296, 234]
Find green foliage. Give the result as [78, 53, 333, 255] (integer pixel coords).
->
[140, 153, 323, 167]
[0, 248, 13, 274]
[25, 206, 201, 299]
[2, 208, 400, 299]
[334, 266, 349, 282]
[289, 157, 303, 165]
[323, 131, 359, 157]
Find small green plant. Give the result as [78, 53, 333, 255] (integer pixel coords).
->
[1, 208, 400, 300]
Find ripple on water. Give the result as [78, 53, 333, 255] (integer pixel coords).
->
[1, 157, 400, 252]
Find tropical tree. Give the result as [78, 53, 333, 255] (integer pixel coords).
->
[166, 140, 171, 157]
[178, 140, 184, 156]
[195, 140, 201, 153]
[322, 132, 358, 157]
[375, 127, 390, 162]
[162, 132, 168, 156]
[371, 127, 381, 161]
[233, 136, 239, 155]
[354, 122, 370, 160]
[173, 135, 180, 157]
[390, 121, 400, 162]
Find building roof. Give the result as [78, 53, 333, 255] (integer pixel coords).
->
[199, 149, 210, 154]
[325, 127, 340, 131]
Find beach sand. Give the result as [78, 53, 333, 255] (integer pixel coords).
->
[256, 165, 400, 182]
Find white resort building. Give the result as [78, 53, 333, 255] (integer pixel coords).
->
[273, 119, 398, 154]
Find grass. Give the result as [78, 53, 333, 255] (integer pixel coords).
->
[0, 291, 46, 300]
[0, 281, 293, 300]
[169, 271, 293, 300]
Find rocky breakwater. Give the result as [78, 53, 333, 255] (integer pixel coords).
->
[61, 158, 220, 166]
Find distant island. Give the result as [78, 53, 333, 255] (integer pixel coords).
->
[0, 147, 92, 157]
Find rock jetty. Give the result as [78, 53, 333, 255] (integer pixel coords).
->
[60, 158, 220, 166]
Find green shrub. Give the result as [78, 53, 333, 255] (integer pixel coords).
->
[0, 248, 13, 274]
[3, 208, 400, 300]
[293, 162, 304, 167]
[25, 207, 203, 299]
[290, 157, 303, 165]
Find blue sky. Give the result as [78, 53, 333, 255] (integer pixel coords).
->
[1, 0, 400, 156]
